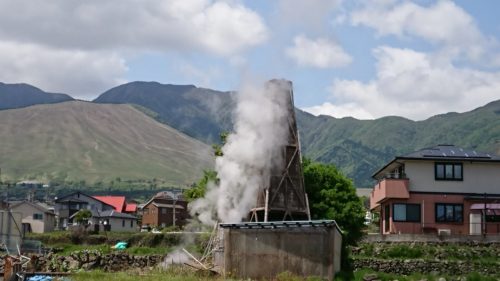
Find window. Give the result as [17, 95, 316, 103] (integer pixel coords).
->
[162, 208, 167, 214]
[435, 163, 462, 180]
[436, 203, 463, 223]
[122, 220, 125, 227]
[486, 215, 500, 222]
[33, 213, 43, 220]
[393, 204, 421, 222]
[130, 220, 133, 228]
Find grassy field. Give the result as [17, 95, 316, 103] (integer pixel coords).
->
[69, 268, 500, 281]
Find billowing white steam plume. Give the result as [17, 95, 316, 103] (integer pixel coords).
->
[191, 80, 291, 225]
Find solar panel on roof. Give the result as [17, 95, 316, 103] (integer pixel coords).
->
[421, 146, 491, 159]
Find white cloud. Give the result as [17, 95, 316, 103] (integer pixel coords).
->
[277, 0, 343, 31]
[0, 0, 268, 56]
[351, 0, 496, 64]
[312, 46, 500, 120]
[0, 0, 268, 97]
[0, 41, 127, 99]
[286, 35, 352, 68]
[178, 62, 222, 89]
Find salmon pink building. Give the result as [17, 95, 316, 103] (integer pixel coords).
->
[370, 145, 500, 235]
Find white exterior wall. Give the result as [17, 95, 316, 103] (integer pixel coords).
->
[11, 203, 55, 233]
[108, 217, 137, 232]
[405, 160, 500, 194]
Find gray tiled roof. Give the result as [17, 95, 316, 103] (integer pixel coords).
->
[70, 209, 136, 220]
[95, 209, 137, 219]
[401, 144, 500, 160]
[372, 144, 500, 179]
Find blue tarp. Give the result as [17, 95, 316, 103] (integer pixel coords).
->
[26, 276, 52, 281]
[26, 276, 71, 281]
[113, 241, 128, 250]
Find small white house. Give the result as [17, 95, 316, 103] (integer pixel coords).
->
[10, 201, 56, 233]
[71, 209, 137, 232]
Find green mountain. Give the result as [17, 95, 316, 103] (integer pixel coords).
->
[0, 82, 73, 110]
[93, 81, 500, 187]
[0, 101, 214, 186]
[2, 81, 498, 188]
[94, 81, 234, 144]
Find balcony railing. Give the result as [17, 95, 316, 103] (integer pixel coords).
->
[370, 178, 410, 210]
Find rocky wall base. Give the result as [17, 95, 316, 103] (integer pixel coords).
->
[353, 258, 499, 276]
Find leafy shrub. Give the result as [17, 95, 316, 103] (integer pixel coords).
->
[383, 245, 423, 259]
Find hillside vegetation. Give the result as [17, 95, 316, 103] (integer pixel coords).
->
[297, 100, 500, 186]
[0, 101, 213, 185]
[94, 81, 234, 144]
[1, 81, 499, 187]
[93, 81, 500, 187]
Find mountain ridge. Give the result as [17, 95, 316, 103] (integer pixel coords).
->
[1, 81, 498, 187]
[0, 82, 73, 110]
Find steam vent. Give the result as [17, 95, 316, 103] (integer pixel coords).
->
[249, 79, 311, 222]
[213, 80, 343, 280]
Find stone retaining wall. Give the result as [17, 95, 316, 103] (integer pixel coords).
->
[364, 234, 500, 243]
[353, 258, 499, 276]
[0, 252, 164, 273]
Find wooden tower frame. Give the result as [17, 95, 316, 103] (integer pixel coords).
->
[248, 80, 311, 222]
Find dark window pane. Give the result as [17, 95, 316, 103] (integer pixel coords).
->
[455, 205, 463, 222]
[454, 165, 462, 179]
[436, 205, 445, 221]
[446, 205, 454, 220]
[436, 203, 464, 222]
[393, 204, 407, 221]
[486, 215, 500, 222]
[436, 164, 444, 179]
[407, 205, 421, 222]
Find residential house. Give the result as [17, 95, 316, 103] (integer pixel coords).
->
[93, 196, 137, 215]
[141, 192, 188, 228]
[70, 209, 137, 232]
[55, 191, 115, 229]
[10, 201, 56, 233]
[370, 145, 500, 235]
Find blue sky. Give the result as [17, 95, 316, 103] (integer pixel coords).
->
[0, 0, 499, 120]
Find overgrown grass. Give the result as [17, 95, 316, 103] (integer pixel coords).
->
[383, 244, 424, 259]
[48, 243, 172, 256]
[70, 268, 500, 281]
[27, 231, 209, 253]
[343, 269, 500, 281]
[71, 268, 229, 281]
[353, 242, 499, 262]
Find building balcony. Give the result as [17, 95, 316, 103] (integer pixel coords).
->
[370, 178, 410, 210]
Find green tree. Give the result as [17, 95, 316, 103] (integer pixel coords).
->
[303, 158, 365, 246]
[303, 158, 365, 273]
[74, 209, 92, 226]
[184, 170, 218, 202]
[212, 132, 229, 157]
[185, 132, 227, 201]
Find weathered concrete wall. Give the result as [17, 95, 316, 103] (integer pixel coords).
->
[220, 226, 341, 280]
[0, 211, 23, 252]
